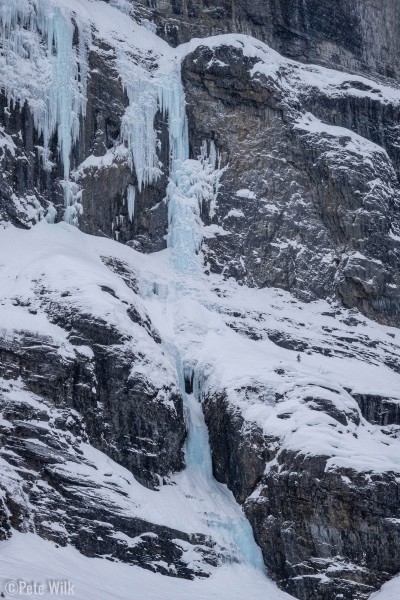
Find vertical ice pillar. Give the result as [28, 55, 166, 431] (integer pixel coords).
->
[166, 159, 204, 275]
[127, 185, 135, 222]
[119, 64, 203, 272]
[158, 72, 203, 276]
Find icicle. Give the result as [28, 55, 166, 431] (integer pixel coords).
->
[127, 185, 135, 222]
[207, 140, 218, 170]
[121, 79, 161, 191]
[118, 64, 205, 275]
[166, 159, 203, 275]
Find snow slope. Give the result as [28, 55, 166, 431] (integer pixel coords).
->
[1, 220, 399, 595]
[0, 207, 400, 599]
[371, 576, 400, 600]
[2, 221, 400, 523]
[0, 532, 292, 600]
[0, 222, 296, 597]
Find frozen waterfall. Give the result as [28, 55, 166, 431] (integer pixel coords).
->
[184, 388, 266, 571]
[0, 0, 90, 223]
[0, 1, 265, 571]
[119, 65, 203, 273]
[144, 65, 265, 572]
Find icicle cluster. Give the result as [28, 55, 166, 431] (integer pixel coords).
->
[0, 0, 221, 239]
[0, 0, 90, 222]
[120, 67, 189, 192]
[167, 141, 225, 275]
[119, 55, 226, 274]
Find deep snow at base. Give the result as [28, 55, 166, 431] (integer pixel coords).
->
[0, 532, 291, 600]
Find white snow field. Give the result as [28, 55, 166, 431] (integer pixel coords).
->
[371, 576, 400, 600]
[0, 532, 293, 600]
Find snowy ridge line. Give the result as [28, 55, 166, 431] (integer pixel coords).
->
[177, 33, 400, 106]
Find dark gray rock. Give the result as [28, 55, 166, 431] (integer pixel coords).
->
[203, 387, 400, 600]
[0, 290, 185, 490]
[181, 42, 400, 325]
[0, 382, 217, 577]
[350, 393, 400, 427]
[75, 42, 171, 250]
[135, 0, 400, 80]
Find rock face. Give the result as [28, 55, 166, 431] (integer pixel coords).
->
[203, 389, 400, 600]
[1, 2, 400, 600]
[181, 41, 400, 326]
[0, 378, 215, 579]
[194, 280, 400, 600]
[2, 5, 400, 325]
[75, 41, 171, 252]
[0, 280, 185, 490]
[138, 0, 400, 80]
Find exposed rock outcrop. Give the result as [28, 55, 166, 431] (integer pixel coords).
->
[0, 378, 217, 578]
[203, 383, 400, 600]
[181, 41, 400, 325]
